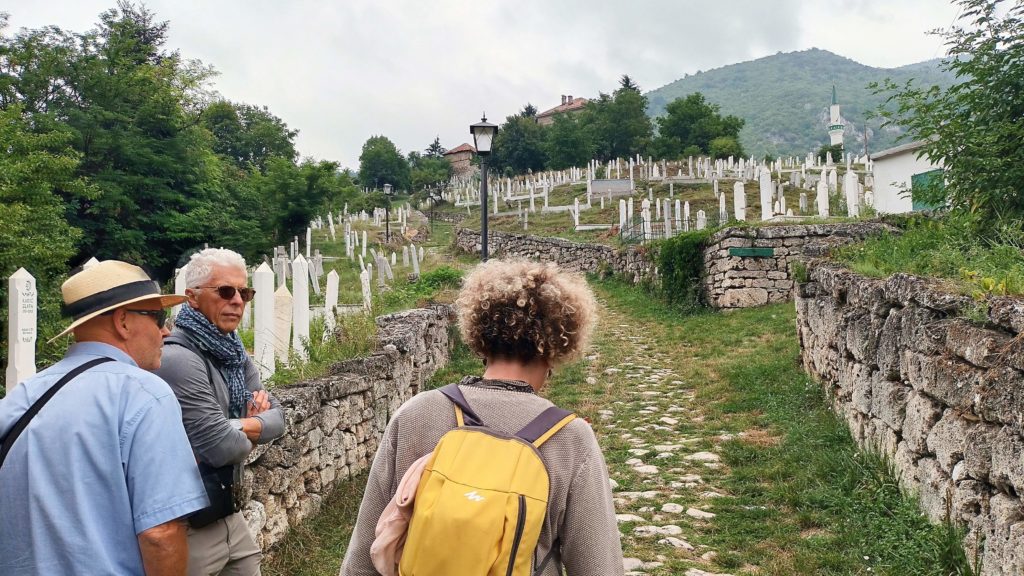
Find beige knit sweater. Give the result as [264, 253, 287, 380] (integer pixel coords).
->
[340, 379, 624, 576]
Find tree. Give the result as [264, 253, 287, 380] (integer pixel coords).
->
[202, 100, 297, 172]
[489, 112, 546, 175]
[655, 92, 744, 158]
[874, 0, 1024, 229]
[425, 136, 446, 158]
[521, 103, 538, 118]
[0, 105, 93, 367]
[579, 79, 653, 161]
[709, 136, 744, 159]
[358, 135, 410, 190]
[544, 113, 593, 170]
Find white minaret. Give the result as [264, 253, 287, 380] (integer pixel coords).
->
[828, 85, 845, 148]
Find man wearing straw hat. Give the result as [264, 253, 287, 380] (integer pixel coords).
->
[0, 260, 209, 575]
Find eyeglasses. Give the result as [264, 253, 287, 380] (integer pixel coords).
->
[195, 285, 256, 302]
[105, 308, 168, 329]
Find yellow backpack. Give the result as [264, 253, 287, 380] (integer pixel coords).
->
[398, 383, 576, 576]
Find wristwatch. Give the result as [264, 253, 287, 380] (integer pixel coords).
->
[228, 419, 244, 432]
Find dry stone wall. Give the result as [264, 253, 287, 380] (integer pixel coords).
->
[796, 261, 1024, 574]
[455, 228, 653, 281]
[238, 305, 455, 550]
[703, 222, 897, 308]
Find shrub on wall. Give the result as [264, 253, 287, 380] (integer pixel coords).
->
[655, 229, 715, 309]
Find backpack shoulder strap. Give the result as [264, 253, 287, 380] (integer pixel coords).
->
[0, 357, 114, 470]
[438, 383, 484, 427]
[516, 406, 576, 448]
[164, 336, 215, 386]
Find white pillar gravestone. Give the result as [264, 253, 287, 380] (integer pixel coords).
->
[252, 263, 275, 380]
[273, 285, 292, 367]
[291, 255, 310, 361]
[6, 268, 37, 389]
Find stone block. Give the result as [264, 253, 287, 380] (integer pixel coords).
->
[719, 288, 768, 308]
[903, 391, 944, 454]
[917, 457, 952, 523]
[899, 307, 948, 355]
[988, 297, 1024, 335]
[951, 480, 989, 524]
[846, 311, 882, 365]
[991, 426, 1024, 495]
[894, 441, 922, 491]
[974, 366, 1024, 424]
[906, 352, 978, 410]
[946, 319, 1012, 368]
[964, 422, 999, 481]
[982, 494, 1024, 576]
[925, 410, 972, 473]
[877, 308, 904, 380]
[871, 376, 910, 432]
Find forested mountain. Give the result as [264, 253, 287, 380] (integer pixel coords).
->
[646, 48, 958, 158]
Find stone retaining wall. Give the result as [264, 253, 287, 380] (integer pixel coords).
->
[239, 305, 455, 549]
[455, 228, 653, 281]
[703, 222, 897, 308]
[796, 262, 1024, 574]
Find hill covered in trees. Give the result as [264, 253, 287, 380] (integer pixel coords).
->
[646, 48, 958, 158]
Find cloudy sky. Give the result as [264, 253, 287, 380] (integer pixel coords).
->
[3, 1, 961, 169]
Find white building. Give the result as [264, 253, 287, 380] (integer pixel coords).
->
[870, 140, 944, 214]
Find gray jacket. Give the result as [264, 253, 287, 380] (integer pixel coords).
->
[155, 331, 286, 467]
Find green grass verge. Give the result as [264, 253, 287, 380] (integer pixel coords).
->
[834, 214, 1024, 297]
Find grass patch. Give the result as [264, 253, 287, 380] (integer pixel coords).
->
[262, 471, 368, 576]
[834, 213, 1024, 297]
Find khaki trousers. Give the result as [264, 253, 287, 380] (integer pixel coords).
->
[186, 512, 262, 576]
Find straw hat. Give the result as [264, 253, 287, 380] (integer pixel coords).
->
[50, 260, 187, 341]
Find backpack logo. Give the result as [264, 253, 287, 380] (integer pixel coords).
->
[463, 490, 485, 502]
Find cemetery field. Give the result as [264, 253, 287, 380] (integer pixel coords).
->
[263, 277, 972, 576]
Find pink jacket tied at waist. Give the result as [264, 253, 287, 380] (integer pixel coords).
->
[369, 452, 433, 576]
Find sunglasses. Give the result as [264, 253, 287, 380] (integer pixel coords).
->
[196, 285, 256, 302]
[105, 308, 168, 329]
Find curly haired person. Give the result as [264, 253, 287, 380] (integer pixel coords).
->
[341, 258, 624, 576]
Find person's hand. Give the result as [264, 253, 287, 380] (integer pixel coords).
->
[247, 390, 271, 417]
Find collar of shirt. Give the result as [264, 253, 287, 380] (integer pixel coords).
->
[65, 341, 138, 367]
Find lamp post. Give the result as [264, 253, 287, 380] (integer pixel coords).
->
[383, 183, 393, 244]
[470, 114, 498, 260]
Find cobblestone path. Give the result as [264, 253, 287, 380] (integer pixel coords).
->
[573, 300, 746, 576]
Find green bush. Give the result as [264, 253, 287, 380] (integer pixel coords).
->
[655, 228, 715, 309]
[418, 265, 463, 290]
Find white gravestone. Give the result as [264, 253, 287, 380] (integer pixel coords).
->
[696, 210, 707, 230]
[844, 170, 860, 218]
[6, 268, 37, 389]
[674, 199, 682, 230]
[418, 247, 424, 263]
[816, 171, 830, 218]
[684, 201, 691, 232]
[800, 192, 808, 213]
[734, 181, 747, 221]
[402, 246, 410, 267]
[719, 192, 728, 224]
[253, 263, 275, 380]
[305, 227, 312, 258]
[291, 255, 310, 361]
[619, 199, 627, 230]
[307, 259, 321, 295]
[361, 231, 368, 258]
[411, 244, 421, 276]
[360, 269, 372, 311]
[759, 170, 773, 220]
[273, 285, 292, 366]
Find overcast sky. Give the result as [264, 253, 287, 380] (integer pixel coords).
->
[3, 1, 962, 169]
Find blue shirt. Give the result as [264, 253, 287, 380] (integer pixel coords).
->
[0, 342, 208, 575]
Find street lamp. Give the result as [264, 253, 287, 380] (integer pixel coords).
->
[383, 183, 393, 244]
[470, 114, 497, 261]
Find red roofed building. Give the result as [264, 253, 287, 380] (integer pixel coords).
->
[536, 94, 589, 126]
[443, 142, 476, 175]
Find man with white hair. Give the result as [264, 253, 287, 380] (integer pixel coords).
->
[0, 260, 208, 575]
[155, 248, 285, 576]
